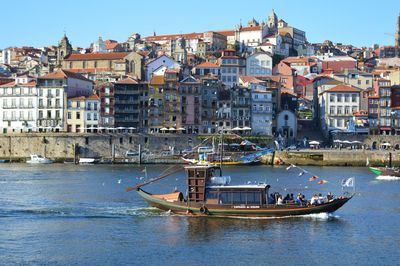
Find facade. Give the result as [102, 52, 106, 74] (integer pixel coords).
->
[146, 75, 165, 133]
[0, 76, 37, 133]
[216, 87, 231, 133]
[245, 52, 273, 76]
[113, 77, 143, 129]
[219, 49, 245, 87]
[85, 94, 100, 132]
[95, 82, 115, 128]
[180, 76, 201, 134]
[193, 61, 220, 77]
[162, 70, 181, 130]
[368, 95, 379, 134]
[200, 77, 220, 134]
[145, 55, 180, 81]
[276, 110, 297, 142]
[63, 52, 144, 80]
[67, 96, 85, 133]
[251, 86, 273, 135]
[319, 85, 361, 134]
[231, 85, 251, 130]
[37, 70, 93, 130]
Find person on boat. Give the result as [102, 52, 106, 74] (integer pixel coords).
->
[283, 194, 290, 203]
[310, 194, 319, 205]
[296, 193, 303, 205]
[318, 193, 325, 204]
[327, 192, 334, 202]
[276, 195, 284, 205]
[289, 193, 294, 203]
[268, 193, 275, 204]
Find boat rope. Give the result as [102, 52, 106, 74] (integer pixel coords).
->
[125, 165, 183, 192]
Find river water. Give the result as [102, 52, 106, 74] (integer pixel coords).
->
[0, 164, 399, 265]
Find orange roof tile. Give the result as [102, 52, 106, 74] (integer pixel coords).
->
[196, 61, 219, 68]
[64, 52, 130, 61]
[324, 85, 361, 93]
[86, 94, 100, 100]
[39, 69, 93, 83]
[149, 75, 165, 85]
[0, 80, 36, 87]
[144, 32, 203, 42]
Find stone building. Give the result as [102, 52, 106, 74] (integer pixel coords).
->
[231, 85, 251, 130]
[57, 34, 72, 67]
[95, 82, 115, 128]
[200, 76, 221, 134]
[180, 76, 201, 134]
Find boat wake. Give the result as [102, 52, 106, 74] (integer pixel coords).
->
[0, 206, 167, 219]
[376, 175, 400, 181]
[183, 212, 339, 221]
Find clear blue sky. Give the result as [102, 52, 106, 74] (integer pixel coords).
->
[1, 0, 399, 49]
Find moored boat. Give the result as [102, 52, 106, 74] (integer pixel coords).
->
[368, 152, 400, 177]
[130, 165, 353, 217]
[26, 154, 54, 164]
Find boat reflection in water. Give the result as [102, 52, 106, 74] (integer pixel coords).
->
[131, 164, 353, 218]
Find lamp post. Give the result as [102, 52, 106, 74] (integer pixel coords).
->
[391, 111, 396, 135]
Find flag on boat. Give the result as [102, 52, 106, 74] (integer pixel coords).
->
[142, 167, 147, 173]
[366, 157, 370, 166]
[318, 180, 328, 185]
[341, 177, 355, 187]
[309, 175, 318, 181]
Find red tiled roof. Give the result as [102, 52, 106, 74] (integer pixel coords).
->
[196, 61, 219, 68]
[86, 94, 100, 100]
[64, 52, 129, 61]
[67, 68, 112, 74]
[105, 42, 119, 50]
[149, 75, 165, 85]
[324, 84, 361, 93]
[0, 80, 36, 87]
[215, 30, 235, 37]
[39, 69, 93, 83]
[68, 96, 86, 101]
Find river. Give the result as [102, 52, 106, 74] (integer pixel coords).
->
[0, 164, 399, 265]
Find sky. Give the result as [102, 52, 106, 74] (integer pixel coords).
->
[1, 0, 399, 49]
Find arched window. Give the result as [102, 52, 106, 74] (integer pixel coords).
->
[284, 114, 289, 121]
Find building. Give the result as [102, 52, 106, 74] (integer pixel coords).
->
[367, 95, 379, 134]
[180, 76, 201, 134]
[193, 61, 220, 77]
[250, 85, 273, 135]
[63, 52, 144, 81]
[37, 70, 93, 130]
[57, 34, 72, 66]
[146, 75, 165, 133]
[231, 85, 251, 130]
[0, 76, 38, 133]
[219, 49, 245, 87]
[66, 96, 85, 133]
[376, 79, 392, 135]
[319, 84, 361, 135]
[200, 76, 220, 133]
[396, 13, 400, 47]
[162, 69, 181, 130]
[347, 110, 369, 134]
[245, 52, 273, 76]
[216, 87, 231, 133]
[145, 55, 180, 81]
[85, 94, 100, 132]
[276, 110, 297, 144]
[113, 77, 143, 129]
[95, 82, 115, 128]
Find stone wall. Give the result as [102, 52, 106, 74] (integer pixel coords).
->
[0, 133, 201, 161]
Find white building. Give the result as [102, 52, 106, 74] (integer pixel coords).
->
[276, 110, 297, 141]
[0, 75, 38, 133]
[319, 84, 361, 134]
[36, 70, 93, 130]
[218, 49, 245, 87]
[145, 55, 180, 81]
[250, 86, 273, 135]
[85, 94, 100, 132]
[92, 37, 107, 53]
[246, 52, 273, 76]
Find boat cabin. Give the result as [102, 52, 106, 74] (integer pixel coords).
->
[185, 165, 270, 206]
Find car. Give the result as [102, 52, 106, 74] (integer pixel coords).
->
[287, 145, 297, 150]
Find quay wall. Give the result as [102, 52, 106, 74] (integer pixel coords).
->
[0, 133, 202, 162]
[271, 150, 400, 167]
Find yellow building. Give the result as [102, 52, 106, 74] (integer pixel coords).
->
[147, 75, 165, 133]
[67, 96, 86, 132]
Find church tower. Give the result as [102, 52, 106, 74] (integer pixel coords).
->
[267, 9, 278, 33]
[396, 13, 400, 47]
[57, 34, 72, 67]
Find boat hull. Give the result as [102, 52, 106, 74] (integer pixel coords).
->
[369, 167, 400, 177]
[137, 189, 352, 217]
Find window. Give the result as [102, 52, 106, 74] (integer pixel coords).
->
[56, 110, 60, 119]
[337, 94, 342, 102]
[344, 94, 350, 102]
[76, 112, 81, 119]
[329, 94, 335, 102]
[77, 101, 81, 108]
[87, 113, 91, 120]
[330, 107, 335, 115]
[345, 106, 350, 115]
[351, 94, 357, 102]
[68, 112, 72, 119]
[337, 107, 342, 115]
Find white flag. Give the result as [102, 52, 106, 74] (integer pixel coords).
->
[366, 157, 369, 166]
[341, 177, 354, 187]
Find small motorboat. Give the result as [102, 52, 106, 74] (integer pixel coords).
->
[79, 158, 100, 165]
[369, 152, 400, 177]
[26, 154, 54, 164]
[128, 164, 353, 218]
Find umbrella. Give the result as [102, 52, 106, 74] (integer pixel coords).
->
[168, 127, 176, 131]
[242, 127, 252, 130]
[177, 127, 185, 130]
[128, 127, 136, 130]
[351, 141, 362, 144]
[333, 139, 342, 142]
[160, 127, 168, 131]
[381, 142, 391, 146]
[309, 141, 320, 145]
[117, 127, 125, 129]
[231, 127, 242, 131]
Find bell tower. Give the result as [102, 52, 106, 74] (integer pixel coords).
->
[57, 33, 72, 67]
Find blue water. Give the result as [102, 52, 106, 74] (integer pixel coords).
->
[0, 164, 399, 265]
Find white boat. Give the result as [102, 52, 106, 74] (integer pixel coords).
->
[26, 154, 54, 164]
[79, 158, 100, 165]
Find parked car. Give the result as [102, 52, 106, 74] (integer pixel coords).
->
[287, 145, 297, 151]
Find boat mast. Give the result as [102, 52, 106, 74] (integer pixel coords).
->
[389, 152, 392, 168]
[220, 129, 223, 176]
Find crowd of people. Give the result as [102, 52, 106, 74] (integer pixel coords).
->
[268, 192, 335, 206]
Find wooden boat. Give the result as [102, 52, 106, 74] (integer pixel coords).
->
[369, 152, 400, 177]
[131, 165, 353, 217]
